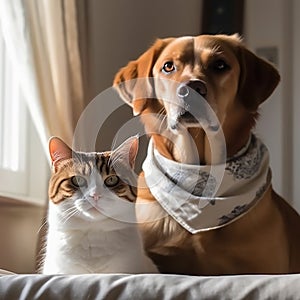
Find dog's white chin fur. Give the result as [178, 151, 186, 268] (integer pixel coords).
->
[166, 118, 222, 165]
[172, 133, 201, 164]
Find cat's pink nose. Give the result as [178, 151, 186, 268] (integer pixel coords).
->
[91, 193, 101, 201]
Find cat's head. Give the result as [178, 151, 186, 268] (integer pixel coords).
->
[48, 136, 139, 222]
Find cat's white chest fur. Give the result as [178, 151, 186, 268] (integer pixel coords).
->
[42, 204, 158, 274]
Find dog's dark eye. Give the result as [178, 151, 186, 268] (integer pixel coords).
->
[162, 61, 176, 74]
[212, 59, 230, 72]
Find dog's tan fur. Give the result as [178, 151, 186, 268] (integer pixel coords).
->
[114, 34, 300, 275]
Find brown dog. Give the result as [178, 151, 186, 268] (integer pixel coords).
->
[113, 34, 300, 275]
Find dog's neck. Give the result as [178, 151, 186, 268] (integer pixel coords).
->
[152, 129, 205, 164]
[152, 127, 251, 165]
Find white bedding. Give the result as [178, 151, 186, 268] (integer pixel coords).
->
[0, 273, 300, 300]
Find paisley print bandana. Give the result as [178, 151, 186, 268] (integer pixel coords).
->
[142, 134, 271, 234]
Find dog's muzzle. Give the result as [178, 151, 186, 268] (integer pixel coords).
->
[175, 80, 207, 125]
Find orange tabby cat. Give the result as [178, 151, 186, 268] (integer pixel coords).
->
[42, 136, 158, 274]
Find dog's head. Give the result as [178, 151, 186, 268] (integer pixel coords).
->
[114, 34, 280, 161]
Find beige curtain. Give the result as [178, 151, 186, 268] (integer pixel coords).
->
[0, 0, 85, 150]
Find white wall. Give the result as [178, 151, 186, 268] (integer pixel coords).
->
[85, 0, 203, 100]
[244, 0, 295, 207]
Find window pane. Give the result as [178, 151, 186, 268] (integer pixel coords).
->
[0, 27, 27, 172]
[0, 17, 48, 203]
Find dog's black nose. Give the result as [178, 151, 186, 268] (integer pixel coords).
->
[177, 80, 207, 98]
[187, 80, 207, 97]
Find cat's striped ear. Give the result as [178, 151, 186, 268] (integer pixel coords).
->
[49, 137, 72, 172]
[112, 135, 139, 169]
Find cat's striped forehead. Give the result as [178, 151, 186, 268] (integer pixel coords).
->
[70, 151, 116, 175]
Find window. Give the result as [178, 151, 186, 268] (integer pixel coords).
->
[0, 24, 48, 205]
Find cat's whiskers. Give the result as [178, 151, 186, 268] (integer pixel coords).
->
[63, 210, 78, 224]
[62, 206, 79, 224]
[37, 218, 48, 234]
[63, 204, 78, 214]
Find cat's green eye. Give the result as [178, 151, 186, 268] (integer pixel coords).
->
[104, 175, 119, 187]
[71, 175, 87, 188]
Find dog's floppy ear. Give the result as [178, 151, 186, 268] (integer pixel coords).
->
[113, 38, 174, 116]
[237, 46, 280, 111]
